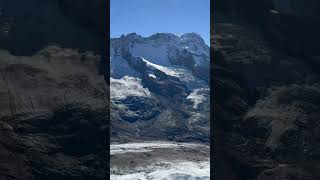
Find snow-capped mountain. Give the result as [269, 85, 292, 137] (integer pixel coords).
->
[110, 33, 210, 143]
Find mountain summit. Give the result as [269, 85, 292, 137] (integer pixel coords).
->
[110, 32, 210, 143]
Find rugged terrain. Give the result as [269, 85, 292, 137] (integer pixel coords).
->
[213, 0, 320, 179]
[109, 33, 211, 179]
[0, 0, 108, 179]
[110, 33, 210, 143]
[110, 142, 209, 179]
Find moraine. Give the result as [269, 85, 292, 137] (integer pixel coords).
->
[110, 142, 210, 180]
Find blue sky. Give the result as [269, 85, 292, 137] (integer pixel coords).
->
[111, 0, 210, 45]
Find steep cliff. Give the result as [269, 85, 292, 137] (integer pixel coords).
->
[213, 3, 320, 180]
[110, 33, 210, 143]
[0, 1, 108, 179]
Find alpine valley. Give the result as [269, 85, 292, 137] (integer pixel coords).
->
[109, 33, 211, 179]
[110, 32, 210, 143]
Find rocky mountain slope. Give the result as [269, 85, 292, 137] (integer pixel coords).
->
[110, 33, 210, 143]
[213, 1, 320, 179]
[0, 0, 108, 179]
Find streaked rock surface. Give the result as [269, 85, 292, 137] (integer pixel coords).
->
[110, 142, 210, 180]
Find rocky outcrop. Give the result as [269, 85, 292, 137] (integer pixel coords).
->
[0, 47, 108, 180]
[0, 105, 107, 180]
[0, 0, 108, 179]
[212, 12, 320, 180]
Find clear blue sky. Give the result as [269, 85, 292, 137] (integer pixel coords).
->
[111, 0, 210, 45]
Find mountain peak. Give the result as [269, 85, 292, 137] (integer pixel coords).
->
[120, 32, 143, 41]
[181, 32, 201, 38]
[180, 32, 206, 44]
[149, 33, 181, 41]
[111, 32, 209, 65]
[114, 32, 206, 44]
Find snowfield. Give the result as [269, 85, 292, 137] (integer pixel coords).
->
[110, 76, 150, 100]
[110, 142, 210, 180]
[187, 88, 210, 109]
[111, 161, 210, 180]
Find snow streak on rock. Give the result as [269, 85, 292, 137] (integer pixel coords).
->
[187, 88, 210, 109]
[110, 76, 150, 100]
[110, 141, 208, 155]
[141, 57, 179, 77]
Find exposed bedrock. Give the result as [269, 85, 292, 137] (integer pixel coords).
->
[0, 46, 108, 180]
[212, 11, 320, 179]
[0, 0, 108, 179]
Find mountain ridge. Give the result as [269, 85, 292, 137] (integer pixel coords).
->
[111, 32, 209, 46]
[110, 32, 210, 143]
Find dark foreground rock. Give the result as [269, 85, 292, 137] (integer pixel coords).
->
[0, 0, 108, 178]
[0, 46, 108, 180]
[0, 105, 107, 180]
[212, 9, 320, 180]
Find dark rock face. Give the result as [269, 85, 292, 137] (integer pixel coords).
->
[0, 47, 108, 180]
[212, 10, 320, 180]
[113, 96, 161, 123]
[168, 48, 196, 69]
[0, 0, 108, 179]
[0, 105, 107, 180]
[0, 0, 105, 55]
[257, 165, 314, 180]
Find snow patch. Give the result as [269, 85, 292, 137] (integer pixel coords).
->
[187, 88, 209, 109]
[111, 161, 210, 180]
[110, 76, 150, 100]
[111, 173, 147, 180]
[149, 161, 210, 180]
[148, 73, 156, 79]
[141, 57, 179, 77]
